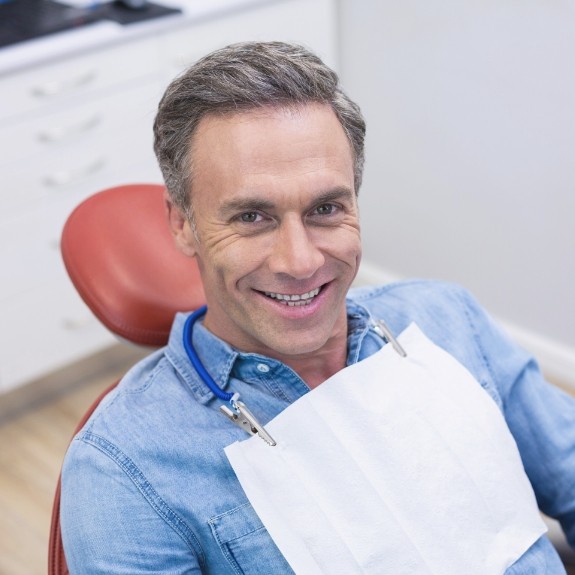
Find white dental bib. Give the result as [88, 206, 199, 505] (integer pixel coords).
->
[225, 323, 546, 574]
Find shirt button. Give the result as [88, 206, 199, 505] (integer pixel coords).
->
[256, 363, 270, 373]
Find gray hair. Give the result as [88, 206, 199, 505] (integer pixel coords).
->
[153, 41, 366, 212]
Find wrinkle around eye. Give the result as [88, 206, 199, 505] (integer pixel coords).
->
[201, 226, 253, 252]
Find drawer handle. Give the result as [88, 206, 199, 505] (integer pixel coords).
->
[38, 114, 101, 144]
[43, 156, 106, 188]
[31, 70, 97, 99]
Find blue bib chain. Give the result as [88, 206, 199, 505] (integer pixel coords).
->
[183, 306, 276, 446]
[183, 306, 234, 402]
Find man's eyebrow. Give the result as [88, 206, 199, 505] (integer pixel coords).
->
[219, 197, 276, 218]
[312, 187, 356, 206]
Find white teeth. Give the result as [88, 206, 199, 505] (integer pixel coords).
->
[264, 288, 320, 305]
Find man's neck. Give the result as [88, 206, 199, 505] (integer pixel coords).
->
[281, 335, 349, 389]
[201, 306, 351, 389]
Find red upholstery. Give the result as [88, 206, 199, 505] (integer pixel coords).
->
[49, 184, 205, 574]
[48, 381, 119, 575]
[60, 183, 205, 346]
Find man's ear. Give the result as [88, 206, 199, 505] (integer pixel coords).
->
[165, 191, 198, 258]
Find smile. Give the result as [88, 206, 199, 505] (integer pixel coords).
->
[263, 287, 321, 307]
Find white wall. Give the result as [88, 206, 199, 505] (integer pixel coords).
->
[338, 0, 575, 385]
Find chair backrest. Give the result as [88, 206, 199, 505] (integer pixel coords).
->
[60, 183, 205, 346]
[48, 184, 206, 574]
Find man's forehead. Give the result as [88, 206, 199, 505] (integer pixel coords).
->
[186, 103, 355, 209]
[192, 103, 340, 144]
[189, 104, 353, 174]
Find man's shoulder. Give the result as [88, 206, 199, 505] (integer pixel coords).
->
[349, 278, 474, 316]
[76, 350, 176, 428]
[71, 341, 208, 453]
[347, 278, 488, 354]
[64, 343, 227, 485]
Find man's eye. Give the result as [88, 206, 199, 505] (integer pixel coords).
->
[314, 203, 337, 216]
[239, 212, 260, 223]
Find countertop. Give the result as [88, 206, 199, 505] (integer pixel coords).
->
[0, 0, 275, 77]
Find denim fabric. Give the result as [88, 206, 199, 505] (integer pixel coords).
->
[60, 280, 575, 574]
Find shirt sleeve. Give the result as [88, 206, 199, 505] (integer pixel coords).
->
[458, 287, 575, 549]
[60, 435, 203, 574]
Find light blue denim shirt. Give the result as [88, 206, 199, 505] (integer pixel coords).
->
[61, 280, 575, 574]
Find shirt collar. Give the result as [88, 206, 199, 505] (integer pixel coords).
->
[345, 296, 374, 365]
[166, 298, 378, 403]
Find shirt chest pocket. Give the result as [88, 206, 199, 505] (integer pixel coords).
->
[209, 502, 294, 575]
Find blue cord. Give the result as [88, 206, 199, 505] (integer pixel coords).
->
[183, 305, 234, 402]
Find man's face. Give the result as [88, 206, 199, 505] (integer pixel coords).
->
[170, 104, 361, 361]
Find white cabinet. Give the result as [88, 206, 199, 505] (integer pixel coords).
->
[0, 36, 164, 392]
[0, 0, 336, 394]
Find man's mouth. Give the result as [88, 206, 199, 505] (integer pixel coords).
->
[263, 287, 321, 307]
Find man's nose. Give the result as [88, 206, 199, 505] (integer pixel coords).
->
[268, 217, 325, 279]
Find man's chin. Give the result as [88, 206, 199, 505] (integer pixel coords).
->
[255, 322, 340, 358]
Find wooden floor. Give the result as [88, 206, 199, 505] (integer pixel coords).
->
[0, 345, 144, 575]
[1, 347, 574, 575]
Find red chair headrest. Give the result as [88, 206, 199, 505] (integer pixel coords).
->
[61, 184, 205, 347]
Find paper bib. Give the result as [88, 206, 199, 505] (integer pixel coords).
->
[225, 323, 546, 574]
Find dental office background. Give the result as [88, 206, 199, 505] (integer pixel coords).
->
[1, 0, 573, 398]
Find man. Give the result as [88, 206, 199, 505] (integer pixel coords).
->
[61, 41, 575, 573]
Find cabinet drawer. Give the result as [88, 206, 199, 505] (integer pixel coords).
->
[0, 278, 116, 392]
[0, 80, 161, 212]
[0, 76, 161, 167]
[0, 36, 161, 124]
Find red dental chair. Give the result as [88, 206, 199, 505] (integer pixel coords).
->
[48, 183, 205, 575]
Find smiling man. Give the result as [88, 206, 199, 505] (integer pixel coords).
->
[168, 104, 361, 387]
[60, 42, 575, 574]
